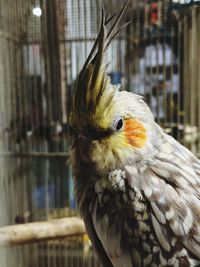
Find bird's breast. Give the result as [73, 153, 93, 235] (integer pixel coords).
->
[90, 172, 159, 267]
[87, 169, 195, 267]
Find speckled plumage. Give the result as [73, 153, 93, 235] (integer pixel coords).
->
[72, 133, 200, 266]
[70, 2, 200, 267]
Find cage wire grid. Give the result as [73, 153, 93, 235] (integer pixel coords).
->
[0, 0, 200, 267]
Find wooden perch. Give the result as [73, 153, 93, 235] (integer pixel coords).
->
[0, 217, 86, 247]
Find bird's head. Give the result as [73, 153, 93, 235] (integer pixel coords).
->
[70, 2, 156, 174]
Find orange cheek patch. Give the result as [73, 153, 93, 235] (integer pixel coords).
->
[124, 118, 147, 148]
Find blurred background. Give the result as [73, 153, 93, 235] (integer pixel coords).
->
[0, 0, 200, 266]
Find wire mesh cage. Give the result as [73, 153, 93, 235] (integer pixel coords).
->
[0, 0, 200, 267]
[127, 0, 200, 154]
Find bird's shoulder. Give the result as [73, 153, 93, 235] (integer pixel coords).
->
[126, 132, 200, 259]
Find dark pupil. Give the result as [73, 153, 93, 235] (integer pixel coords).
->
[116, 119, 123, 130]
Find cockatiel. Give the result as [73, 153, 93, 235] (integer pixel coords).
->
[70, 1, 200, 266]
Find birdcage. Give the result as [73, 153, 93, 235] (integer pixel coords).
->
[127, 0, 200, 154]
[0, 0, 200, 267]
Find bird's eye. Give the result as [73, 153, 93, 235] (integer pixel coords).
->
[113, 117, 123, 131]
